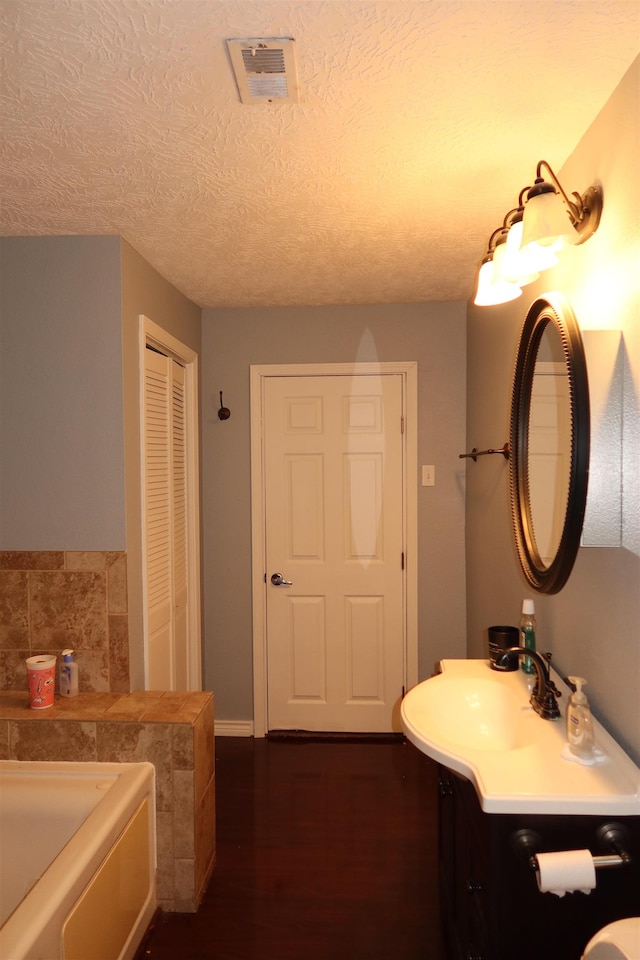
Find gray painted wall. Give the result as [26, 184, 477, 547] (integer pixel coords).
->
[201, 302, 467, 722]
[466, 58, 640, 763]
[0, 236, 125, 549]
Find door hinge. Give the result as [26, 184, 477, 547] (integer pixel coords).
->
[401, 415, 405, 434]
[401, 552, 405, 570]
[402, 685, 405, 698]
[264, 572, 267, 583]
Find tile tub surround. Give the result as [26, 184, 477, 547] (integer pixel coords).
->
[0, 690, 216, 913]
[0, 550, 130, 694]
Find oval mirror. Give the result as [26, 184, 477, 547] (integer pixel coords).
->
[509, 294, 590, 594]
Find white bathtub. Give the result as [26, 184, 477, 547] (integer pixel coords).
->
[0, 760, 157, 960]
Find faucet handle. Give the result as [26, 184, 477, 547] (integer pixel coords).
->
[542, 652, 562, 699]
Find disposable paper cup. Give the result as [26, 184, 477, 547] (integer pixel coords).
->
[26, 655, 57, 709]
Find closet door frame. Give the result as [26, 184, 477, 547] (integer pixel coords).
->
[139, 315, 202, 690]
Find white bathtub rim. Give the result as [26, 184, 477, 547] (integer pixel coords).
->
[0, 760, 156, 960]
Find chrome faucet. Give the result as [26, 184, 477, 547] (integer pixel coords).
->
[496, 647, 561, 720]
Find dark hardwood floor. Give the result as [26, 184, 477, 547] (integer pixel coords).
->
[142, 734, 448, 960]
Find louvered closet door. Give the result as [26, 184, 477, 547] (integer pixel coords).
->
[143, 348, 187, 690]
[171, 361, 188, 689]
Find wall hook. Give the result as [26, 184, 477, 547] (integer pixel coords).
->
[218, 391, 231, 420]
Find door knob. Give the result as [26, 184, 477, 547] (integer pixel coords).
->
[270, 572, 293, 586]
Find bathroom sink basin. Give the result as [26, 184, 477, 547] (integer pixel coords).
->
[582, 918, 640, 959]
[401, 659, 640, 816]
[405, 675, 536, 752]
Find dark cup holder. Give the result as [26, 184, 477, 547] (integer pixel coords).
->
[488, 625, 519, 671]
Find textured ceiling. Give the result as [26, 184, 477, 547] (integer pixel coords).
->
[1, 1, 638, 309]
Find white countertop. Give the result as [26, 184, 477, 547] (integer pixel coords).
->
[401, 659, 640, 815]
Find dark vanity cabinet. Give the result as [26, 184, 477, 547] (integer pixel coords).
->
[437, 765, 640, 960]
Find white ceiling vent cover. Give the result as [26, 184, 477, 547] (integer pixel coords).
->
[226, 38, 298, 104]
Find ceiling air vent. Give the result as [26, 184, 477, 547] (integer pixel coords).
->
[226, 38, 298, 104]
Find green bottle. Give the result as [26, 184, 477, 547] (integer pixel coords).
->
[520, 599, 536, 674]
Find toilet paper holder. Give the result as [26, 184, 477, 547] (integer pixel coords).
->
[511, 823, 632, 872]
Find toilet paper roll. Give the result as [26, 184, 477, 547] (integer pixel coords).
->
[536, 849, 596, 897]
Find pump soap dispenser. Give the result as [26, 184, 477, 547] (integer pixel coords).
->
[566, 676, 595, 761]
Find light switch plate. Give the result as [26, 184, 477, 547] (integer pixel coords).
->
[422, 465, 435, 487]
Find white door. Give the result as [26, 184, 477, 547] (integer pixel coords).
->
[143, 348, 189, 689]
[263, 373, 405, 732]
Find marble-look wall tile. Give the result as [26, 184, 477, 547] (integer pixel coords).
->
[172, 724, 195, 771]
[195, 775, 216, 901]
[30, 571, 108, 650]
[0, 572, 29, 648]
[108, 615, 130, 693]
[76, 648, 110, 693]
[103, 692, 164, 720]
[65, 552, 128, 616]
[173, 769, 196, 858]
[139, 694, 191, 722]
[194, 699, 215, 803]
[96, 720, 174, 811]
[107, 554, 128, 614]
[175, 692, 213, 723]
[0, 552, 64, 570]
[0, 719, 8, 759]
[65, 551, 111, 571]
[9, 720, 97, 761]
[0, 650, 31, 691]
[156, 810, 175, 902]
[49, 693, 122, 718]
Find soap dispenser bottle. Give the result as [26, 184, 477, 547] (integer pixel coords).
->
[59, 648, 79, 698]
[566, 676, 595, 760]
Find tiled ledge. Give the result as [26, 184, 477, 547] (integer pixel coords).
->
[0, 689, 210, 722]
[0, 690, 216, 913]
[0, 550, 130, 693]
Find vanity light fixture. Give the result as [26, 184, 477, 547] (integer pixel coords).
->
[474, 160, 603, 307]
[521, 160, 603, 251]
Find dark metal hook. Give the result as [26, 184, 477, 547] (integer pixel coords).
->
[218, 391, 230, 420]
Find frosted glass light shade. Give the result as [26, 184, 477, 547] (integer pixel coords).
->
[521, 189, 576, 253]
[506, 220, 559, 278]
[498, 221, 542, 285]
[474, 256, 522, 307]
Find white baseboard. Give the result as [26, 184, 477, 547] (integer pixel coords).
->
[215, 719, 254, 738]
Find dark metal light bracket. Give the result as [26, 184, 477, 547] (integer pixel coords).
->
[459, 442, 510, 463]
[535, 160, 603, 243]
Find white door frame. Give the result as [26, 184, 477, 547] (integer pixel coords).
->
[250, 361, 418, 738]
[139, 315, 202, 690]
